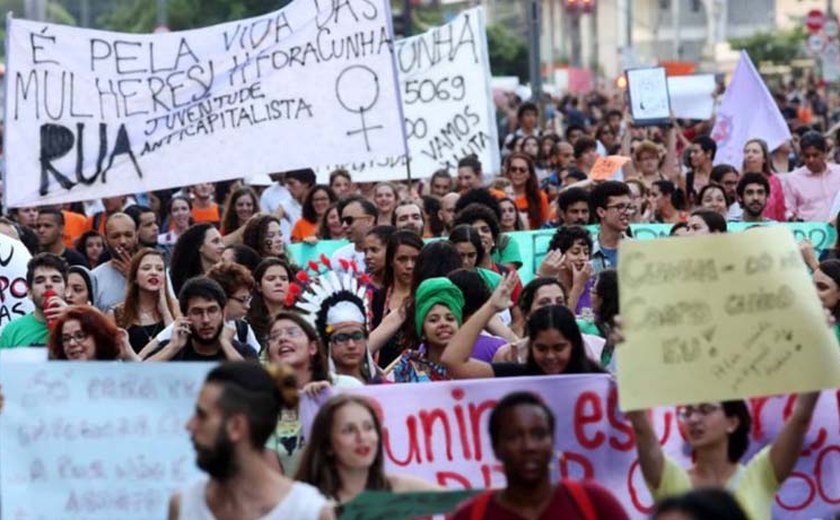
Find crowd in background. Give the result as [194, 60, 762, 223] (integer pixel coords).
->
[1, 77, 840, 520]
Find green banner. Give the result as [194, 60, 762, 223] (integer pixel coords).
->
[288, 223, 836, 285]
[337, 490, 480, 520]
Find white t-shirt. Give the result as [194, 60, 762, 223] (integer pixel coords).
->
[260, 183, 301, 246]
[178, 478, 327, 520]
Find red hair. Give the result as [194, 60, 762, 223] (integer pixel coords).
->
[48, 305, 121, 360]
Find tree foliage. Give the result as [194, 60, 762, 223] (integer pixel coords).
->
[486, 23, 528, 81]
[728, 27, 807, 64]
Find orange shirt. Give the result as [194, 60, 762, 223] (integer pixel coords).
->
[514, 191, 549, 229]
[86, 212, 107, 235]
[63, 210, 89, 248]
[192, 203, 220, 225]
[291, 218, 318, 242]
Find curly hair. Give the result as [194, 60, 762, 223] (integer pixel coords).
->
[48, 305, 121, 360]
[170, 223, 215, 295]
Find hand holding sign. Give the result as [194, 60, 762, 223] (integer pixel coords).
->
[590, 155, 630, 180]
[616, 227, 840, 411]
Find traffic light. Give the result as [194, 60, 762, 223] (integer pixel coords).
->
[564, 0, 596, 14]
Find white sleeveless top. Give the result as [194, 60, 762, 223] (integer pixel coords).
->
[178, 477, 327, 520]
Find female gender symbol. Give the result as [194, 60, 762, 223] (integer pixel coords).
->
[335, 65, 383, 152]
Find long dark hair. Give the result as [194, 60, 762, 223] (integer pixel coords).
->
[525, 305, 604, 375]
[720, 400, 751, 463]
[818, 259, 840, 321]
[243, 215, 282, 257]
[295, 394, 391, 499]
[448, 224, 485, 267]
[302, 185, 337, 224]
[248, 257, 295, 346]
[594, 269, 618, 337]
[267, 311, 329, 384]
[383, 230, 423, 288]
[411, 241, 462, 293]
[506, 152, 542, 228]
[170, 223, 214, 295]
[220, 187, 258, 235]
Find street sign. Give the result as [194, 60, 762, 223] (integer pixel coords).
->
[823, 40, 840, 82]
[808, 33, 826, 54]
[826, 18, 839, 38]
[807, 9, 826, 33]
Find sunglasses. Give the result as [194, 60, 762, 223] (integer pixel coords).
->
[341, 215, 369, 226]
[508, 166, 528, 174]
[331, 330, 366, 344]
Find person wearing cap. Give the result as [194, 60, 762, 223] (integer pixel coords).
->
[385, 277, 464, 383]
[260, 169, 316, 246]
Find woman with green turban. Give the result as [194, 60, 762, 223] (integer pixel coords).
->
[385, 277, 464, 383]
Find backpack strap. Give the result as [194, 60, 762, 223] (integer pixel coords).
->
[469, 490, 494, 520]
[234, 319, 249, 344]
[561, 479, 596, 520]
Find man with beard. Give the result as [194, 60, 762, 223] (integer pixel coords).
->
[147, 277, 257, 362]
[92, 212, 138, 311]
[169, 362, 333, 520]
[733, 173, 772, 223]
[0, 253, 68, 348]
[392, 200, 425, 236]
[556, 187, 590, 226]
[451, 392, 628, 519]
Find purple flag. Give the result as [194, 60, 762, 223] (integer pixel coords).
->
[711, 51, 791, 167]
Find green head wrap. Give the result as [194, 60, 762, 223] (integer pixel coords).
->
[414, 277, 465, 337]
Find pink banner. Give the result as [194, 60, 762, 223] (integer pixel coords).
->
[302, 375, 840, 519]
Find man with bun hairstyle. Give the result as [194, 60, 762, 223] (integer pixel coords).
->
[170, 362, 334, 519]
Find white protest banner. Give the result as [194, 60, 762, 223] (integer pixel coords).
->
[0, 362, 212, 519]
[0, 234, 34, 335]
[626, 67, 670, 126]
[301, 375, 840, 519]
[0, 348, 48, 362]
[320, 7, 499, 181]
[667, 74, 715, 120]
[4, 0, 405, 208]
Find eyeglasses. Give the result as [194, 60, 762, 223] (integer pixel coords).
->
[331, 330, 366, 344]
[677, 403, 722, 421]
[508, 166, 528, 174]
[605, 203, 636, 214]
[61, 331, 89, 345]
[341, 215, 369, 226]
[229, 295, 253, 306]
[266, 327, 306, 343]
[187, 306, 222, 319]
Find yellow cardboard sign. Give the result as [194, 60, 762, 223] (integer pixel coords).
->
[617, 227, 840, 411]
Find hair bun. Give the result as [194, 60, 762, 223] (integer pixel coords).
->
[265, 362, 299, 409]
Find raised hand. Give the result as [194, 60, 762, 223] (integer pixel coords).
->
[571, 261, 592, 289]
[537, 250, 565, 278]
[489, 272, 518, 312]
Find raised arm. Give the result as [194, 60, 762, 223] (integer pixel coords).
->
[626, 409, 666, 489]
[441, 272, 517, 379]
[769, 391, 820, 483]
[367, 305, 406, 354]
[614, 315, 665, 488]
